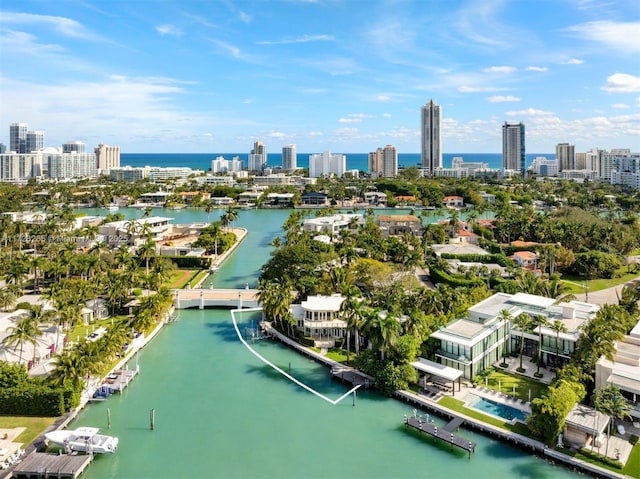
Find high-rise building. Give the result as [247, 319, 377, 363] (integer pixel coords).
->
[382, 145, 398, 178]
[421, 99, 442, 175]
[10, 123, 28, 153]
[95, 144, 121, 172]
[502, 122, 525, 174]
[63, 141, 86, 154]
[556, 143, 575, 172]
[0, 143, 6, 154]
[249, 141, 267, 172]
[308, 151, 346, 178]
[368, 148, 383, 178]
[0, 153, 43, 182]
[26, 131, 44, 153]
[282, 144, 297, 171]
[46, 151, 97, 179]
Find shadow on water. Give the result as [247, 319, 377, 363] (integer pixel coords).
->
[398, 424, 468, 458]
[483, 441, 519, 459]
[204, 321, 239, 343]
[511, 461, 559, 479]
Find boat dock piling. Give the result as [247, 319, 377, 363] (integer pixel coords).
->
[11, 452, 92, 478]
[404, 414, 476, 458]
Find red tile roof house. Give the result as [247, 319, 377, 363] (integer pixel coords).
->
[512, 250, 540, 272]
[442, 195, 465, 208]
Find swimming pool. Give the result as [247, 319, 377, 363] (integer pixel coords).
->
[467, 394, 529, 422]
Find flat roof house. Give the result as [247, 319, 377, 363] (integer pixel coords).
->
[430, 292, 599, 380]
[376, 215, 422, 237]
[596, 319, 640, 420]
[303, 214, 363, 235]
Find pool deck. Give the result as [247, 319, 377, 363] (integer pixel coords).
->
[458, 386, 532, 416]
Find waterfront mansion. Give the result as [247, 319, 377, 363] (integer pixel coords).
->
[291, 294, 347, 347]
[430, 292, 599, 380]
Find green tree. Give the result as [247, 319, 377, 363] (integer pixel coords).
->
[593, 385, 632, 457]
[514, 312, 533, 372]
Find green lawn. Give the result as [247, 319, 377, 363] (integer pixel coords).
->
[67, 316, 129, 345]
[164, 269, 197, 289]
[0, 416, 56, 446]
[187, 270, 209, 289]
[561, 271, 640, 294]
[479, 368, 549, 402]
[438, 396, 532, 437]
[624, 443, 640, 478]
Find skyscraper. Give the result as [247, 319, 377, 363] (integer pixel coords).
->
[63, 141, 86, 154]
[502, 122, 525, 174]
[282, 144, 297, 171]
[249, 141, 267, 172]
[382, 145, 397, 178]
[421, 99, 442, 175]
[368, 148, 383, 178]
[308, 151, 346, 178]
[95, 143, 121, 172]
[26, 131, 44, 153]
[10, 123, 28, 153]
[556, 143, 575, 172]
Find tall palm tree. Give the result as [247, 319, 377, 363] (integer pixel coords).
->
[514, 312, 533, 372]
[550, 320, 568, 371]
[497, 309, 514, 364]
[0, 286, 19, 312]
[1, 315, 42, 366]
[594, 385, 632, 457]
[531, 314, 549, 375]
[361, 309, 400, 361]
[256, 278, 293, 335]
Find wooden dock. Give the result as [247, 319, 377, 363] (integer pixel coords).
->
[11, 452, 92, 478]
[404, 415, 476, 457]
[331, 366, 372, 388]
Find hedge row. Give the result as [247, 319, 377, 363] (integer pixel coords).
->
[429, 267, 485, 288]
[440, 253, 516, 268]
[164, 256, 212, 269]
[0, 386, 79, 417]
[578, 447, 623, 469]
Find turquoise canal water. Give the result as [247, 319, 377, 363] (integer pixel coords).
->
[71, 207, 579, 478]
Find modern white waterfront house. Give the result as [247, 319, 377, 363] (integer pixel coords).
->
[302, 214, 363, 235]
[291, 294, 346, 347]
[596, 319, 640, 420]
[430, 292, 599, 380]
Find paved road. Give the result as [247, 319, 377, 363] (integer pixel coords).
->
[575, 275, 640, 305]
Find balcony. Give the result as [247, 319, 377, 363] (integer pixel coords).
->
[435, 349, 471, 365]
[540, 344, 572, 357]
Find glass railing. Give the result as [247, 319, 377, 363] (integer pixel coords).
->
[436, 349, 472, 364]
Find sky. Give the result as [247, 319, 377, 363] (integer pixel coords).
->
[0, 0, 639, 154]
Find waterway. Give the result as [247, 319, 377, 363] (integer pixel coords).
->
[72, 207, 579, 478]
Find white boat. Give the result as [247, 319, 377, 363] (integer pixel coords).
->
[107, 204, 119, 211]
[45, 427, 119, 454]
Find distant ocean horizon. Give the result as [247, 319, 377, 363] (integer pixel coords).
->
[121, 152, 553, 173]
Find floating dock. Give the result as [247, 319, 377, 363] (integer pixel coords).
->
[11, 452, 92, 478]
[404, 414, 476, 458]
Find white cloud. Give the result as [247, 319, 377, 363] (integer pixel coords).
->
[611, 103, 629, 109]
[256, 34, 334, 45]
[565, 21, 640, 54]
[506, 108, 555, 116]
[458, 85, 500, 93]
[383, 113, 391, 118]
[0, 11, 104, 41]
[239, 11, 251, 24]
[487, 95, 521, 103]
[208, 38, 257, 62]
[526, 66, 548, 72]
[267, 131, 286, 139]
[602, 73, 640, 93]
[376, 95, 391, 102]
[560, 58, 584, 65]
[156, 24, 183, 37]
[483, 66, 517, 73]
[338, 118, 362, 124]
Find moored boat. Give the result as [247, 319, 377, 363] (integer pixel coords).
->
[45, 427, 119, 454]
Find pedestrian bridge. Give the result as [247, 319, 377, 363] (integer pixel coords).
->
[173, 288, 260, 309]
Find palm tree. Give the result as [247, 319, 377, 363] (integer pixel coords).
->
[497, 309, 514, 364]
[256, 278, 293, 335]
[594, 385, 632, 457]
[49, 349, 89, 390]
[514, 312, 533, 372]
[361, 308, 400, 361]
[203, 200, 214, 223]
[0, 286, 18, 312]
[1, 315, 42, 366]
[340, 285, 365, 362]
[531, 314, 549, 376]
[549, 320, 568, 371]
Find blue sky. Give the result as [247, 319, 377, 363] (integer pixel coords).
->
[0, 0, 639, 154]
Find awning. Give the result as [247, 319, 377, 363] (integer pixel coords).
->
[410, 358, 463, 382]
[608, 374, 640, 395]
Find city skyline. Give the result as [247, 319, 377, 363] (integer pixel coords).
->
[0, 1, 639, 153]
